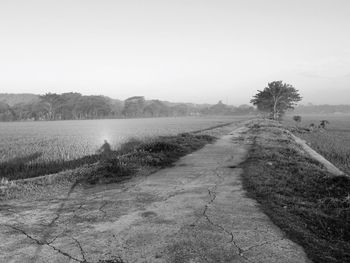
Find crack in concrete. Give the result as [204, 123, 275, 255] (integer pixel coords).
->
[98, 201, 108, 218]
[199, 165, 255, 263]
[3, 181, 85, 262]
[74, 203, 88, 213]
[3, 224, 84, 262]
[164, 191, 179, 201]
[72, 237, 88, 262]
[1, 191, 125, 262]
[242, 238, 284, 255]
[3, 224, 124, 263]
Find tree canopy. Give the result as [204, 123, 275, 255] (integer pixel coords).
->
[251, 81, 302, 120]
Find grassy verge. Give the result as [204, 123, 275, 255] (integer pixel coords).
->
[86, 133, 215, 184]
[0, 154, 101, 181]
[241, 123, 350, 263]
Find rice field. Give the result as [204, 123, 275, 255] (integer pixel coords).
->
[285, 114, 350, 175]
[0, 116, 245, 164]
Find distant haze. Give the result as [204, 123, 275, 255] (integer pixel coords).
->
[1, 0, 349, 105]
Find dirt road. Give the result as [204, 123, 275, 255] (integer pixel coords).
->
[0, 123, 310, 263]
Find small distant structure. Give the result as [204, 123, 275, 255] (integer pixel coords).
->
[97, 140, 112, 158]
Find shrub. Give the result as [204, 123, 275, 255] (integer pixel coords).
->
[293, 115, 302, 124]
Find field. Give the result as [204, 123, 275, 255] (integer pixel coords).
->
[0, 116, 248, 180]
[284, 114, 350, 175]
[0, 116, 246, 164]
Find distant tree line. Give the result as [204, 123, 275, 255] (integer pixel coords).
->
[0, 93, 123, 121]
[293, 104, 350, 114]
[0, 93, 255, 121]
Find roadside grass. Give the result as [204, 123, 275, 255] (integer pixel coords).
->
[86, 133, 215, 184]
[241, 126, 350, 263]
[0, 153, 101, 181]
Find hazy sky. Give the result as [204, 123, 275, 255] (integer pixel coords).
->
[1, 0, 349, 105]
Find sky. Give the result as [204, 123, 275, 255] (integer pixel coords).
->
[0, 0, 349, 105]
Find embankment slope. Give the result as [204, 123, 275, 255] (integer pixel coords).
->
[242, 119, 350, 263]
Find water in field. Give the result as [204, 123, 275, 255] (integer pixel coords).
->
[0, 116, 244, 163]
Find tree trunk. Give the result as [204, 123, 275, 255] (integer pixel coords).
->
[273, 100, 278, 120]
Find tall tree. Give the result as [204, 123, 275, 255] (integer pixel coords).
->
[251, 81, 302, 120]
[39, 93, 62, 120]
[143, 100, 169, 117]
[57, 92, 82, 119]
[75, 96, 112, 119]
[0, 102, 13, 121]
[123, 96, 145, 117]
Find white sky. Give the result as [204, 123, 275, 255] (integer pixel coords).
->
[0, 0, 349, 105]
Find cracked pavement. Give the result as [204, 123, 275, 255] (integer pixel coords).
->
[0, 123, 310, 263]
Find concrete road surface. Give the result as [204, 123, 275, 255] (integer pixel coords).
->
[0, 124, 310, 263]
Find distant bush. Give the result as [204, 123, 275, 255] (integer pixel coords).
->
[293, 115, 302, 125]
[319, 120, 330, 129]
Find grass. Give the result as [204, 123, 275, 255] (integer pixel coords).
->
[86, 133, 215, 184]
[284, 114, 350, 175]
[300, 131, 350, 175]
[241, 123, 350, 263]
[0, 117, 238, 164]
[0, 154, 101, 181]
